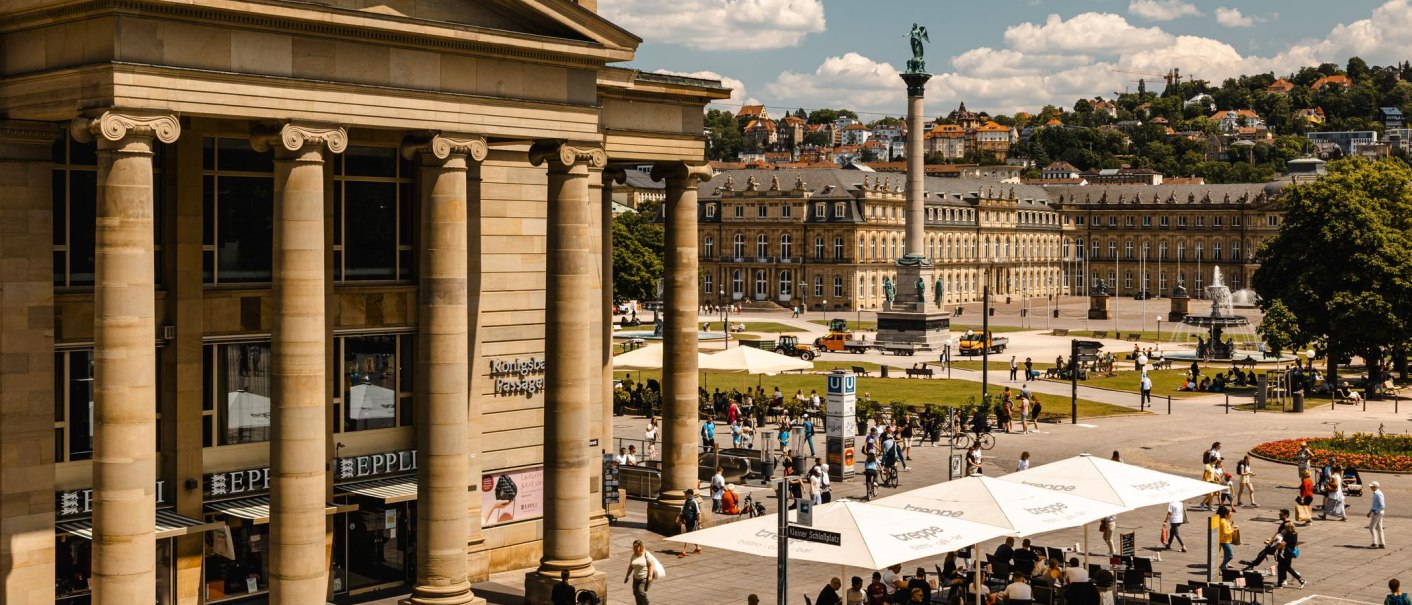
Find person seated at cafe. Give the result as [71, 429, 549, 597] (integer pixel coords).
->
[720, 484, 741, 515]
[1062, 558, 1089, 586]
[1001, 572, 1032, 602]
[906, 568, 933, 604]
[1011, 539, 1039, 576]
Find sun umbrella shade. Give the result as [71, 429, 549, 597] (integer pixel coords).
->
[874, 475, 1127, 538]
[1002, 454, 1227, 509]
[611, 344, 712, 371]
[700, 346, 813, 375]
[665, 500, 1011, 570]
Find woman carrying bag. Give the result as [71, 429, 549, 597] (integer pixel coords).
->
[624, 539, 662, 604]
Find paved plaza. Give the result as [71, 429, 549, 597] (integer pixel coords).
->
[430, 310, 1411, 605]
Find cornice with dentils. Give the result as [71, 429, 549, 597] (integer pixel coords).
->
[2, 0, 636, 67]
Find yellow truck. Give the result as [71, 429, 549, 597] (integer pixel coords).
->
[957, 331, 1008, 355]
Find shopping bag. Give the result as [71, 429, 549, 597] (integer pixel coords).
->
[1160, 524, 1170, 545]
[1295, 503, 1313, 522]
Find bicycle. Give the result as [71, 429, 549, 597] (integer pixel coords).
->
[950, 428, 996, 451]
[739, 492, 766, 518]
[881, 462, 901, 488]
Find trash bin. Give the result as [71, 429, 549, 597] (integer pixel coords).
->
[1292, 391, 1304, 413]
[760, 457, 776, 485]
[880, 365, 889, 378]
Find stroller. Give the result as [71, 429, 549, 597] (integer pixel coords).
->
[575, 589, 601, 604]
[1342, 467, 1364, 496]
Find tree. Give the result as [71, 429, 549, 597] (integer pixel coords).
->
[704, 109, 745, 161]
[802, 131, 830, 147]
[611, 203, 665, 301]
[1256, 299, 1305, 359]
[1252, 158, 1412, 399]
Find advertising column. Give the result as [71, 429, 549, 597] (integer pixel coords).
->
[824, 371, 856, 482]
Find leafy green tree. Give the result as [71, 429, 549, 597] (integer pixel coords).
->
[611, 203, 665, 301]
[704, 109, 745, 161]
[1252, 158, 1412, 398]
[1256, 299, 1305, 359]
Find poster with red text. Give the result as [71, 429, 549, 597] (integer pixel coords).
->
[480, 466, 544, 527]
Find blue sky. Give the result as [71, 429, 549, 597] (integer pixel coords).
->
[599, 0, 1412, 118]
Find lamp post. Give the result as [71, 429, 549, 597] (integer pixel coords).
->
[1156, 316, 1164, 344]
[719, 289, 730, 349]
[822, 299, 829, 326]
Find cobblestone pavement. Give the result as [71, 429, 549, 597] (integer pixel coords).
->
[370, 317, 1408, 605]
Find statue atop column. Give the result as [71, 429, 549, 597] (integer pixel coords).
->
[904, 23, 930, 74]
[653, 310, 663, 337]
[883, 277, 896, 305]
[933, 276, 945, 305]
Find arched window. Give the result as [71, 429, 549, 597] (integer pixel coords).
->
[704, 235, 714, 258]
[731, 270, 742, 296]
[1107, 240, 1117, 259]
[1231, 240, 1241, 261]
[1176, 241, 1186, 261]
[1124, 240, 1133, 260]
[756, 233, 768, 258]
[779, 270, 792, 297]
[834, 237, 844, 260]
[857, 236, 864, 260]
[780, 234, 792, 259]
[733, 234, 745, 258]
[890, 237, 898, 259]
[870, 237, 878, 260]
[814, 236, 824, 259]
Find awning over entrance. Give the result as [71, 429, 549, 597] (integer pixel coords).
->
[206, 497, 356, 525]
[334, 476, 418, 504]
[58, 509, 223, 540]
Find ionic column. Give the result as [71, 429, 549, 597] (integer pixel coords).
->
[646, 162, 713, 535]
[400, 133, 487, 605]
[251, 123, 346, 605]
[525, 142, 608, 602]
[72, 110, 180, 605]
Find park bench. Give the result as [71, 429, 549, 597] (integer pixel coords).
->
[1044, 367, 1062, 379]
[905, 367, 935, 379]
[1092, 331, 1109, 339]
[1236, 357, 1258, 369]
[1051, 328, 1070, 336]
[850, 365, 871, 377]
[1126, 333, 1142, 342]
[1153, 359, 1173, 370]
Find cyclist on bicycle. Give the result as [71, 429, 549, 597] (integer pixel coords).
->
[864, 453, 880, 500]
[970, 406, 991, 436]
[881, 430, 901, 487]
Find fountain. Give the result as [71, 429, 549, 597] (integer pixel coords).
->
[1177, 267, 1249, 360]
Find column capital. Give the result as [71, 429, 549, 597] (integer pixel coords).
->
[400, 131, 488, 162]
[70, 110, 180, 144]
[529, 141, 606, 170]
[602, 166, 628, 185]
[250, 122, 348, 154]
[650, 161, 714, 186]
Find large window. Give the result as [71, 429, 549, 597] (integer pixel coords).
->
[336, 334, 415, 432]
[704, 273, 713, 294]
[732, 270, 743, 296]
[52, 139, 98, 287]
[780, 234, 792, 259]
[814, 276, 824, 297]
[733, 234, 745, 258]
[53, 350, 95, 462]
[756, 234, 768, 258]
[834, 237, 844, 260]
[203, 342, 273, 447]
[204, 137, 274, 284]
[778, 270, 792, 297]
[704, 235, 714, 258]
[814, 237, 824, 259]
[334, 147, 413, 281]
[834, 276, 844, 298]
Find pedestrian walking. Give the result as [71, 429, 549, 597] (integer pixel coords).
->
[710, 467, 725, 513]
[675, 489, 702, 557]
[1369, 481, 1386, 548]
[624, 540, 657, 605]
[1009, 356, 1018, 381]
[1240, 509, 1292, 571]
[1217, 505, 1238, 572]
[802, 414, 816, 456]
[1321, 466, 1347, 521]
[1099, 514, 1117, 555]
[1140, 373, 1153, 407]
[1274, 521, 1305, 589]
[1295, 469, 1316, 525]
[644, 417, 658, 460]
[1200, 456, 1220, 511]
[1295, 442, 1312, 483]
[1387, 579, 1410, 605]
[1236, 455, 1258, 507]
[1162, 500, 1187, 552]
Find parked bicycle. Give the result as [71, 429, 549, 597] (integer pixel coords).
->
[950, 428, 996, 451]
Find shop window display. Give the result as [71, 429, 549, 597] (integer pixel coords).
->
[204, 523, 269, 602]
[337, 334, 413, 432]
[203, 342, 273, 446]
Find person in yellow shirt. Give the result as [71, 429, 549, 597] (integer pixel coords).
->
[1217, 505, 1239, 572]
[1200, 460, 1220, 511]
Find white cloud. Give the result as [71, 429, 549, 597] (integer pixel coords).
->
[600, 0, 825, 51]
[1214, 7, 1262, 27]
[1128, 0, 1202, 21]
[652, 69, 752, 107]
[1005, 13, 1174, 54]
[756, 1, 1412, 116]
[764, 53, 902, 114]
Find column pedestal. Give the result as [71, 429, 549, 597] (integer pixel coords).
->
[1088, 294, 1112, 320]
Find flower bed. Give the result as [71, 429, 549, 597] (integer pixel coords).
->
[1251, 434, 1412, 472]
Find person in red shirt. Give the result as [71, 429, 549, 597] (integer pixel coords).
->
[866, 571, 889, 605]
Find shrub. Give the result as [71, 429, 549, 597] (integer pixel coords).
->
[1252, 433, 1412, 472]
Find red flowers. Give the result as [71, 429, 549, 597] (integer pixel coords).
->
[1252, 435, 1412, 472]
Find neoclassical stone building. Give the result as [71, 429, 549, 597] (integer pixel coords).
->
[0, 2, 722, 604]
[1049, 182, 1286, 298]
[699, 169, 1065, 312]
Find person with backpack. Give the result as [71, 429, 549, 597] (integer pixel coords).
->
[1387, 579, 1410, 605]
[1275, 521, 1305, 588]
[675, 489, 702, 558]
[802, 414, 816, 456]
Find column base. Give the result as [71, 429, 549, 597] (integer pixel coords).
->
[647, 496, 686, 535]
[524, 568, 605, 605]
[399, 582, 484, 605]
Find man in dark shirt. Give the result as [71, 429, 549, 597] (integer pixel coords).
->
[550, 570, 576, 605]
[1011, 538, 1039, 576]
[906, 568, 932, 604]
[815, 576, 843, 605]
[993, 537, 1015, 568]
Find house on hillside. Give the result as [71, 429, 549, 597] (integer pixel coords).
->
[1185, 94, 1215, 110]
[1042, 162, 1081, 180]
[778, 115, 807, 149]
[1381, 107, 1405, 130]
[841, 123, 871, 146]
[926, 124, 966, 159]
[1311, 75, 1353, 91]
[1210, 109, 1265, 132]
[744, 119, 778, 147]
[1266, 79, 1295, 94]
[1297, 108, 1326, 125]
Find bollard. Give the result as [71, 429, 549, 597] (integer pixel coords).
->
[1397, 396, 1400, 414]
[1225, 395, 1229, 414]
[1167, 395, 1172, 415]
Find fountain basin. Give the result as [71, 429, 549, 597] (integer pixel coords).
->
[1158, 349, 1296, 363]
[1180, 315, 1252, 328]
[614, 331, 729, 341]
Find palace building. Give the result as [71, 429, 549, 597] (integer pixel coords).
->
[699, 169, 1288, 311]
[0, 2, 724, 604]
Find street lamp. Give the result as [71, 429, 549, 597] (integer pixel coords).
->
[1155, 315, 1164, 344]
[719, 289, 730, 349]
[822, 300, 829, 326]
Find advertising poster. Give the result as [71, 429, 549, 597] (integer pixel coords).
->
[480, 467, 544, 527]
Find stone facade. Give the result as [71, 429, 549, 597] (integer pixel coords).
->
[0, 2, 724, 604]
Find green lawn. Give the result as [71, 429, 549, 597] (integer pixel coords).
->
[1078, 368, 1257, 399]
[944, 360, 1058, 372]
[616, 363, 1140, 420]
[950, 324, 1035, 334]
[1062, 329, 1184, 342]
[808, 319, 877, 331]
[732, 321, 807, 333]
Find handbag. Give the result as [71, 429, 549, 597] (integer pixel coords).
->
[494, 474, 518, 501]
[1231, 528, 1242, 546]
[648, 553, 666, 579]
